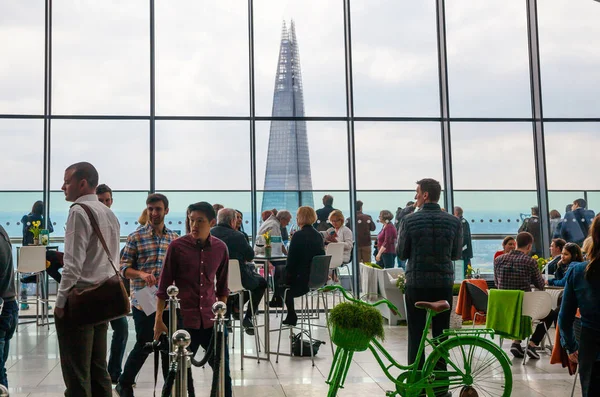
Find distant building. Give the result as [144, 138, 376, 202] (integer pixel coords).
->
[261, 20, 314, 212]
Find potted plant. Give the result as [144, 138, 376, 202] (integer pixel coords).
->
[263, 230, 272, 257]
[28, 220, 42, 245]
[328, 301, 385, 352]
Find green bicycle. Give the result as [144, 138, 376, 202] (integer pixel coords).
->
[321, 285, 512, 397]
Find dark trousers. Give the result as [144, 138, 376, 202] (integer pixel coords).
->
[578, 326, 600, 397]
[377, 253, 396, 269]
[405, 287, 453, 368]
[186, 326, 232, 397]
[56, 315, 112, 397]
[0, 301, 18, 387]
[107, 316, 128, 381]
[119, 307, 170, 387]
[530, 310, 557, 345]
[243, 277, 267, 319]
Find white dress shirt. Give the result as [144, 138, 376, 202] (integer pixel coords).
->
[56, 194, 121, 308]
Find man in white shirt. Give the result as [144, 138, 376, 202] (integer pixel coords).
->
[55, 162, 120, 397]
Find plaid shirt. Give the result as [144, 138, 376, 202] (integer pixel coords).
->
[120, 224, 179, 308]
[494, 250, 545, 292]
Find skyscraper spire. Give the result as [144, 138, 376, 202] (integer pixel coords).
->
[261, 20, 314, 212]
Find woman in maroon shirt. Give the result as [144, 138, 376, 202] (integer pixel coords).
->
[376, 210, 398, 269]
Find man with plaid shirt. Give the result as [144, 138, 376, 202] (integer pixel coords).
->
[494, 231, 556, 359]
[116, 194, 178, 397]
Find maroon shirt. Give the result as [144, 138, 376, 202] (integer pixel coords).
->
[157, 234, 229, 329]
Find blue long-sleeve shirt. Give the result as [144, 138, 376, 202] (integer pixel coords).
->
[548, 261, 581, 287]
[558, 261, 600, 354]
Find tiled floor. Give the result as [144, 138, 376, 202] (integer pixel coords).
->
[7, 314, 580, 396]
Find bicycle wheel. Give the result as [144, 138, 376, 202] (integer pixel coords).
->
[422, 337, 512, 397]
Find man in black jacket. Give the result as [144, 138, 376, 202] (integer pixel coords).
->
[453, 206, 473, 278]
[519, 206, 542, 256]
[211, 208, 267, 335]
[397, 178, 462, 378]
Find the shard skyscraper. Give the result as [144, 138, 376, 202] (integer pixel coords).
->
[261, 20, 314, 212]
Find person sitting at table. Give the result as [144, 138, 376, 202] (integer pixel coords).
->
[558, 215, 600, 397]
[494, 236, 516, 260]
[546, 238, 566, 274]
[322, 210, 353, 263]
[548, 243, 583, 286]
[256, 209, 292, 255]
[494, 231, 555, 359]
[273, 206, 325, 326]
[211, 208, 267, 335]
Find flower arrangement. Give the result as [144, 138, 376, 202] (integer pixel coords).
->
[395, 273, 406, 293]
[28, 220, 42, 242]
[532, 255, 551, 272]
[466, 264, 474, 278]
[262, 230, 271, 247]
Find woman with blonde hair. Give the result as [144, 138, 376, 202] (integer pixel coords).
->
[271, 206, 325, 326]
[559, 215, 600, 396]
[323, 210, 353, 263]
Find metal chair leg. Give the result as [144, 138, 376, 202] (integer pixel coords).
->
[247, 290, 260, 363]
[276, 289, 289, 363]
[239, 292, 244, 370]
[321, 292, 334, 355]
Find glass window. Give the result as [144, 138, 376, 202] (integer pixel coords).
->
[354, 122, 443, 190]
[0, 2, 44, 114]
[50, 120, 150, 190]
[254, 0, 346, 116]
[155, 1, 249, 116]
[544, 123, 600, 190]
[445, 0, 531, 117]
[0, 192, 45, 238]
[451, 123, 536, 190]
[155, 121, 251, 190]
[538, 0, 600, 117]
[256, 121, 349, 192]
[351, 0, 439, 117]
[0, 119, 44, 190]
[52, 0, 150, 115]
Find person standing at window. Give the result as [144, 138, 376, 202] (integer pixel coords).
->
[376, 210, 397, 269]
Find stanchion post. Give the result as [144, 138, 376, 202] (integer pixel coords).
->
[173, 330, 191, 397]
[167, 285, 180, 356]
[212, 301, 227, 397]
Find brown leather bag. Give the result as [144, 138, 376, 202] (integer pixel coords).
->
[65, 203, 130, 325]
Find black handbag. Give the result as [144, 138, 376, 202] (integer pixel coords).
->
[292, 331, 325, 357]
[65, 203, 130, 326]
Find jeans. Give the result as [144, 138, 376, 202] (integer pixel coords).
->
[107, 316, 128, 382]
[56, 315, 112, 397]
[0, 300, 18, 387]
[186, 326, 232, 397]
[119, 307, 170, 388]
[578, 326, 600, 397]
[377, 253, 396, 269]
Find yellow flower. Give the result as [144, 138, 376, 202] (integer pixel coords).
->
[532, 255, 539, 260]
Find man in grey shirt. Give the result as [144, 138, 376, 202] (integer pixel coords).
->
[0, 224, 17, 388]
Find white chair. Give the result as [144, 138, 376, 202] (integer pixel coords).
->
[521, 291, 553, 364]
[17, 246, 50, 329]
[227, 259, 260, 369]
[325, 243, 345, 306]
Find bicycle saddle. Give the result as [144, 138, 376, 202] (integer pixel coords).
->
[414, 300, 450, 313]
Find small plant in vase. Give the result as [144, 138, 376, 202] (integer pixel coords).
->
[465, 264, 474, 279]
[532, 255, 550, 272]
[263, 230, 272, 257]
[28, 220, 42, 245]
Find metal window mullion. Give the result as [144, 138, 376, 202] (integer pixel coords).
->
[43, 0, 53, 228]
[248, 0, 257, 241]
[526, 0, 550, 256]
[149, 0, 156, 193]
[343, 0, 359, 294]
[437, 0, 454, 213]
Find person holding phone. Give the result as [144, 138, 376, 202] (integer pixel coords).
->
[322, 210, 353, 264]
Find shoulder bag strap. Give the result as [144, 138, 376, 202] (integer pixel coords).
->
[71, 202, 119, 276]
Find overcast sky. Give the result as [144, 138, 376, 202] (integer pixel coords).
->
[1, 0, 600, 215]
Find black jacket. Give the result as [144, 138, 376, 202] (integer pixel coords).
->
[315, 205, 335, 231]
[519, 216, 542, 256]
[286, 225, 325, 295]
[210, 224, 261, 291]
[397, 203, 463, 288]
[460, 217, 473, 260]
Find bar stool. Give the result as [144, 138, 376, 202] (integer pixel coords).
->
[16, 246, 50, 329]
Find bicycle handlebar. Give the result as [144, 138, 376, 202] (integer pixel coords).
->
[320, 285, 401, 316]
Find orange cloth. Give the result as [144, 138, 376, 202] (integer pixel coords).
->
[551, 322, 578, 376]
[455, 279, 488, 325]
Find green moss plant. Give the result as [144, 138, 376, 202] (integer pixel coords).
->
[329, 301, 385, 341]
